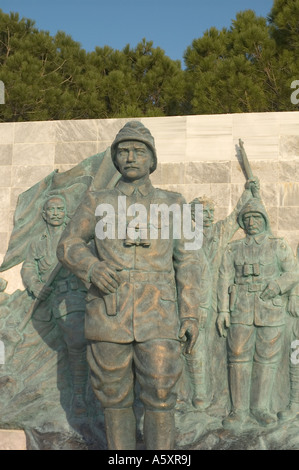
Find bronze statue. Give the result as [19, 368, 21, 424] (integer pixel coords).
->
[21, 195, 88, 418]
[217, 197, 299, 430]
[186, 177, 259, 409]
[278, 243, 299, 422]
[57, 121, 209, 450]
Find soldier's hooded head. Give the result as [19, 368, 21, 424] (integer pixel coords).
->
[238, 198, 270, 235]
[111, 121, 157, 174]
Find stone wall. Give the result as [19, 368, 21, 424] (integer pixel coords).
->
[0, 111, 298, 292]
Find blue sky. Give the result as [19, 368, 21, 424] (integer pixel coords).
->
[0, 0, 275, 63]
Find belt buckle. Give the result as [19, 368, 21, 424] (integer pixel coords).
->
[59, 281, 68, 293]
[248, 284, 262, 292]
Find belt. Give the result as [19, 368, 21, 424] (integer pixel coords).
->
[118, 270, 175, 284]
[55, 278, 80, 293]
[237, 283, 266, 292]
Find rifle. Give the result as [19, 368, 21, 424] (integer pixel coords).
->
[18, 262, 62, 332]
[238, 139, 259, 198]
[239, 139, 254, 180]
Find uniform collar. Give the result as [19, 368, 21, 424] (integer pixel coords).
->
[245, 232, 268, 245]
[116, 178, 154, 196]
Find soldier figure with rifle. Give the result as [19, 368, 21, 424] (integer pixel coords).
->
[21, 194, 88, 418]
[217, 141, 299, 430]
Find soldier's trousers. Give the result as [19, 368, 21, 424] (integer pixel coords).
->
[87, 338, 183, 410]
[227, 324, 285, 364]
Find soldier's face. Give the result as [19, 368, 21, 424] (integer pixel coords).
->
[202, 203, 215, 227]
[243, 212, 265, 235]
[116, 141, 154, 181]
[43, 197, 66, 226]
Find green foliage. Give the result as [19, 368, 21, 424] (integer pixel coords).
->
[184, 3, 299, 114]
[0, 2, 298, 121]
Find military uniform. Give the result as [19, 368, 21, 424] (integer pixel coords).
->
[217, 199, 299, 427]
[58, 177, 208, 448]
[21, 228, 88, 416]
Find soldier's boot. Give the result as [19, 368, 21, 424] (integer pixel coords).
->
[250, 363, 277, 427]
[184, 335, 210, 410]
[278, 365, 299, 422]
[222, 362, 253, 431]
[143, 410, 175, 450]
[104, 408, 136, 450]
[68, 348, 88, 418]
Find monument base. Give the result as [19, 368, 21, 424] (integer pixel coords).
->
[0, 429, 27, 450]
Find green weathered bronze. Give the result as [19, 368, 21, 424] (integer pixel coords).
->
[217, 196, 299, 431]
[184, 177, 260, 411]
[57, 121, 209, 450]
[21, 195, 88, 418]
[1, 127, 299, 450]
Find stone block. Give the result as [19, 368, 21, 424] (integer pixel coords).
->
[279, 136, 299, 159]
[180, 183, 231, 208]
[185, 161, 231, 184]
[160, 163, 185, 184]
[278, 207, 299, 231]
[0, 209, 10, 232]
[0, 232, 8, 254]
[0, 430, 27, 450]
[56, 119, 97, 142]
[231, 160, 279, 184]
[12, 143, 55, 166]
[0, 166, 12, 188]
[233, 112, 280, 138]
[149, 163, 162, 185]
[0, 144, 13, 165]
[11, 165, 54, 189]
[279, 182, 299, 206]
[259, 183, 279, 207]
[143, 116, 186, 140]
[279, 161, 299, 182]
[186, 134, 233, 162]
[155, 138, 186, 163]
[0, 123, 14, 144]
[14, 121, 55, 143]
[10, 187, 27, 212]
[0, 188, 10, 209]
[187, 114, 233, 136]
[279, 111, 299, 135]
[233, 135, 279, 160]
[55, 142, 98, 165]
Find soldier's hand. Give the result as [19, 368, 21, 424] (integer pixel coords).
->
[179, 318, 199, 355]
[31, 283, 52, 301]
[260, 281, 281, 301]
[288, 296, 299, 317]
[0, 278, 7, 293]
[90, 261, 122, 294]
[217, 312, 230, 337]
[245, 176, 260, 198]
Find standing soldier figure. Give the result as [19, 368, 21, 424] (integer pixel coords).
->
[278, 243, 299, 422]
[185, 177, 259, 410]
[57, 121, 209, 450]
[217, 197, 298, 430]
[21, 195, 88, 418]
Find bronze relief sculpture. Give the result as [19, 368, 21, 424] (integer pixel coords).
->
[0, 120, 298, 450]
